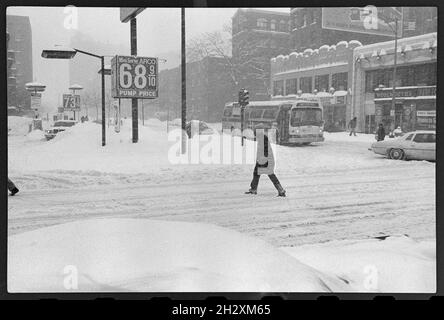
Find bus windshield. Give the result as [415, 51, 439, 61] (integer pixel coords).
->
[291, 108, 322, 126]
[223, 107, 232, 117]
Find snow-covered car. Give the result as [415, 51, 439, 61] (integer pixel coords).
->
[44, 120, 77, 140]
[185, 120, 214, 138]
[370, 130, 435, 161]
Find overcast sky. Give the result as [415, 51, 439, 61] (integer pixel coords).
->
[6, 7, 289, 109]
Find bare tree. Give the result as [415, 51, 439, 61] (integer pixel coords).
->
[186, 24, 273, 96]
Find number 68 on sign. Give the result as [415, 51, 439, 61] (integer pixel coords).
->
[111, 55, 158, 99]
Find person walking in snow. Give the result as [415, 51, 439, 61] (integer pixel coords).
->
[376, 123, 386, 141]
[245, 127, 286, 197]
[8, 178, 19, 196]
[348, 117, 357, 136]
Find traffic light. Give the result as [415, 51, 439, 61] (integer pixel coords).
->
[238, 88, 249, 107]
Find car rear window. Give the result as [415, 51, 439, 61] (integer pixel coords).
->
[413, 133, 435, 143]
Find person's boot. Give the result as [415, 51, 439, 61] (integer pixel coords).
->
[10, 187, 19, 196]
[245, 189, 257, 195]
[275, 183, 286, 197]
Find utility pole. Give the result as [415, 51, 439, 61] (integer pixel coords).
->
[131, 17, 138, 143]
[390, 17, 398, 132]
[181, 8, 186, 154]
[101, 56, 106, 146]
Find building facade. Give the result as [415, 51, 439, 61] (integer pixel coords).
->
[232, 9, 292, 101]
[352, 32, 437, 133]
[157, 56, 235, 123]
[6, 15, 33, 110]
[290, 7, 437, 52]
[270, 40, 362, 131]
[399, 7, 437, 38]
[290, 8, 391, 52]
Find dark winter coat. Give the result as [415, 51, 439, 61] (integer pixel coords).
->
[348, 118, 357, 129]
[256, 134, 275, 175]
[376, 126, 386, 141]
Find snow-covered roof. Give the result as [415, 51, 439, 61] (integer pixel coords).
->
[354, 32, 437, 56]
[333, 90, 348, 97]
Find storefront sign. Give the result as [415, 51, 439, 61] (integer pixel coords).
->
[416, 86, 436, 97]
[374, 88, 415, 99]
[374, 86, 436, 99]
[417, 110, 436, 117]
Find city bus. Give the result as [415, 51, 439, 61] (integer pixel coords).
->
[222, 100, 324, 145]
[221, 102, 242, 131]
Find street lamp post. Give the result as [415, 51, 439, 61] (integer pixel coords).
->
[378, 11, 401, 132]
[390, 17, 399, 132]
[42, 47, 106, 146]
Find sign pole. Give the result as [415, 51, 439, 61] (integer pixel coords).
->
[241, 105, 244, 146]
[101, 55, 106, 146]
[131, 17, 138, 143]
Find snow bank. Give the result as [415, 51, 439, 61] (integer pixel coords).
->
[26, 129, 45, 141]
[281, 236, 435, 293]
[324, 131, 376, 143]
[8, 116, 32, 136]
[8, 218, 349, 292]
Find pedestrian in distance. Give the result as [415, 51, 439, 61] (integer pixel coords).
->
[245, 127, 286, 197]
[376, 123, 386, 141]
[8, 178, 19, 196]
[348, 117, 357, 136]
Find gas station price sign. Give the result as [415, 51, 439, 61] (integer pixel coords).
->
[111, 55, 158, 99]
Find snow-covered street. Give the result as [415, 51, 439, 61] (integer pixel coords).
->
[8, 119, 435, 246]
[7, 118, 436, 292]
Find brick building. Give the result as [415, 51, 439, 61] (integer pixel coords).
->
[232, 9, 292, 101]
[6, 15, 33, 111]
[290, 7, 437, 52]
[290, 8, 391, 52]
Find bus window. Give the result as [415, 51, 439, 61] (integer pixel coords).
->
[291, 108, 322, 126]
[295, 102, 319, 108]
[232, 107, 241, 117]
[263, 107, 279, 119]
[250, 109, 264, 119]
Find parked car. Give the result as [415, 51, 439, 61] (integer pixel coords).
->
[370, 130, 435, 161]
[185, 120, 214, 138]
[44, 120, 77, 140]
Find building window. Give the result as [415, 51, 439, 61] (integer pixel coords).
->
[300, 76, 312, 93]
[331, 72, 348, 91]
[285, 78, 298, 95]
[365, 62, 437, 93]
[270, 20, 276, 30]
[414, 63, 437, 86]
[273, 80, 284, 96]
[315, 74, 329, 92]
[279, 20, 287, 32]
[257, 18, 268, 29]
